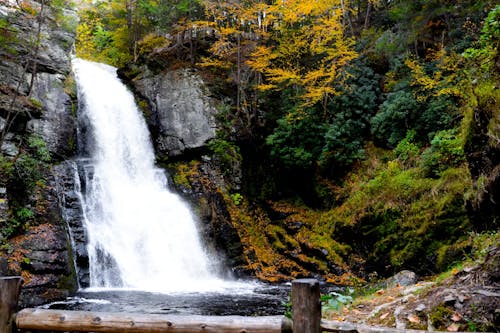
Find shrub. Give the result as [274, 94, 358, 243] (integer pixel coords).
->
[266, 112, 327, 170]
[421, 129, 466, 177]
[371, 90, 420, 147]
[208, 138, 242, 175]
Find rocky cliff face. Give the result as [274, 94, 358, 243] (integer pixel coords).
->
[120, 65, 217, 158]
[0, 0, 78, 306]
[1, 1, 76, 159]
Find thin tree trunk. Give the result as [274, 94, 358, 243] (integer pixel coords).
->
[364, 0, 372, 30]
[0, 0, 46, 150]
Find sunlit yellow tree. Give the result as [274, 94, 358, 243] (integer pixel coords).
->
[198, 0, 357, 135]
[248, 0, 357, 110]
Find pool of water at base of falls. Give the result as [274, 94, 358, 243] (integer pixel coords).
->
[40, 283, 290, 316]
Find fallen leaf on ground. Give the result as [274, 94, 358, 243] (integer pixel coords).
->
[380, 312, 390, 320]
[376, 289, 385, 295]
[407, 314, 420, 324]
[447, 323, 460, 332]
[451, 312, 462, 322]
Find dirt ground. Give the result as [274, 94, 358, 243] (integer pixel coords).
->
[324, 247, 499, 332]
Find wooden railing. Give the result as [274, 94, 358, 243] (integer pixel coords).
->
[0, 276, 482, 333]
[1, 276, 321, 333]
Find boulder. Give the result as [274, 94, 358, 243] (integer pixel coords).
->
[385, 270, 418, 288]
[125, 67, 217, 158]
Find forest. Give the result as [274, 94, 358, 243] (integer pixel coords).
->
[73, 0, 499, 277]
[0, 0, 499, 330]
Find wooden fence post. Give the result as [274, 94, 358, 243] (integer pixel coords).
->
[292, 279, 321, 333]
[0, 276, 23, 333]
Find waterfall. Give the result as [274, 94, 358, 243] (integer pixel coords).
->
[72, 58, 226, 293]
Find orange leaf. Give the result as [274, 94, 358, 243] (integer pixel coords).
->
[407, 314, 420, 324]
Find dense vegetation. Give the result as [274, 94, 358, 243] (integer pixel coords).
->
[73, 0, 499, 282]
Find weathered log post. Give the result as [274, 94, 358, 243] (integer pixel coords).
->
[0, 276, 23, 333]
[16, 309, 289, 333]
[292, 279, 321, 333]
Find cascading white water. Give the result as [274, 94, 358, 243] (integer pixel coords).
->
[72, 58, 232, 293]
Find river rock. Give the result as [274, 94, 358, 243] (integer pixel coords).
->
[123, 66, 217, 158]
[386, 270, 418, 288]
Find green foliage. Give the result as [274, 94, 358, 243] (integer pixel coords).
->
[16, 207, 34, 221]
[208, 138, 242, 175]
[14, 154, 44, 192]
[0, 155, 14, 180]
[394, 130, 420, 166]
[421, 130, 466, 177]
[137, 33, 168, 58]
[3, 136, 51, 224]
[0, 17, 19, 55]
[230, 193, 243, 206]
[267, 112, 327, 169]
[371, 89, 419, 147]
[1, 207, 34, 239]
[27, 135, 51, 163]
[332, 147, 472, 275]
[463, 5, 500, 71]
[322, 290, 353, 313]
[320, 62, 380, 169]
[371, 57, 461, 149]
[75, 2, 132, 67]
[469, 230, 500, 263]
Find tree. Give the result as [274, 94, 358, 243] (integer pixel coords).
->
[248, 0, 357, 110]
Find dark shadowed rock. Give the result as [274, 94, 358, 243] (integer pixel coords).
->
[53, 160, 89, 287]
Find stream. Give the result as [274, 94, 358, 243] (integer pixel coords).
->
[41, 284, 289, 316]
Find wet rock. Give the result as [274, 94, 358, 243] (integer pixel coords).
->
[168, 160, 246, 275]
[27, 249, 69, 273]
[3, 2, 75, 76]
[53, 161, 89, 286]
[12, 223, 76, 307]
[285, 221, 304, 234]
